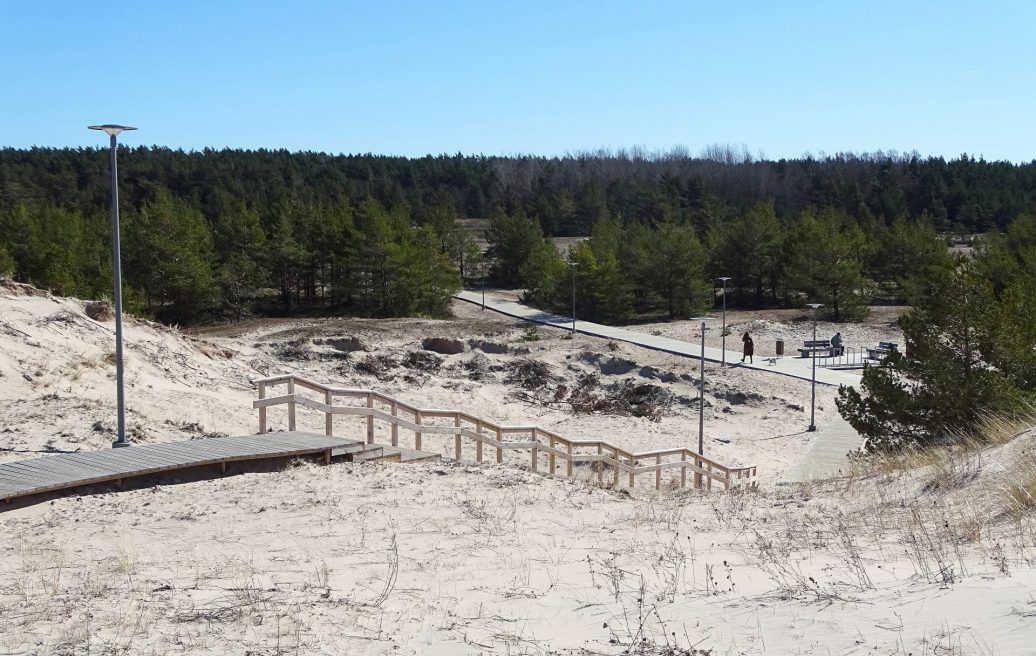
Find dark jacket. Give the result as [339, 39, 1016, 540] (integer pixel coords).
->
[742, 333, 754, 356]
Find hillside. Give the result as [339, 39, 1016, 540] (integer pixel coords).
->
[1, 283, 1034, 654]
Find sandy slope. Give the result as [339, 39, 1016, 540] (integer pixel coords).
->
[0, 281, 853, 481]
[2, 282, 1033, 655]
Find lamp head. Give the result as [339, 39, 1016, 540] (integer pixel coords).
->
[717, 276, 731, 282]
[690, 316, 714, 325]
[89, 124, 137, 137]
[806, 303, 824, 310]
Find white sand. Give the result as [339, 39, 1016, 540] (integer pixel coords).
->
[2, 281, 1033, 655]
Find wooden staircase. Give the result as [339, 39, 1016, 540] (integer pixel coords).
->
[330, 438, 441, 464]
[253, 375, 756, 491]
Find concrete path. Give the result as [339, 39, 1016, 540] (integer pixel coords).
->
[455, 289, 869, 483]
[456, 290, 861, 387]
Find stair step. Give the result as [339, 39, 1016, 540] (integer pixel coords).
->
[328, 440, 441, 465]
[341, 445, 385, 463]
[380, 445, 441, 463]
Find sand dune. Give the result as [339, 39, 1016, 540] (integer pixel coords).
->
[2, 281, 1033, 655]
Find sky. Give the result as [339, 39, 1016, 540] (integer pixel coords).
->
[2, 0, 1034, 161]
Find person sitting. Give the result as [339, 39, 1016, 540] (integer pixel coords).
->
[831, 331, 844, 356]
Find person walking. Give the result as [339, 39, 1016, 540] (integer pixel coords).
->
[741, 332, 754, 364]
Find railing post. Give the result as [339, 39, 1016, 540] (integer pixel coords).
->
[566, 442, 573, 477]
[694, 455, 702, 489]
[325, 389, 333, 436]
[597, 444, 603, 485]
[680, 451, 687, 488]
[706, 462, 713, 491]
[476, 423, 483, 463]
[415, 410, 422, 451]
[628, 454, 635, 488]
[655, 454, 662, 490]
[455, 416, 462, 460]
[366, 392, 374, 444]
[391, 401, 398, 446]
[531, 428, 538, 472]
[287, 378, 296, 432]
[495, 425, 502, 463]
[258, 381, 267, 434]
[548, 435, 556, 477]
[612, 448, 619, 487]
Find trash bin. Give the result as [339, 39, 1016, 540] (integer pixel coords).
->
[775, 339, 784, 357]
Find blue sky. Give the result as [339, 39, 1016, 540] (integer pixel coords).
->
[2, 1, 1033, 161]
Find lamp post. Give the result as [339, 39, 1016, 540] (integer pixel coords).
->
[480, 259, 487, 310]
[689, 316, 714, 460]
[89, 124, 136, 448]
[717, 277, 731, 365]
[806, 302, 824, 432]
[569, 261, 579, 335]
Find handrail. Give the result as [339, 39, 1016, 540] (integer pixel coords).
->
[252, 374, 757, 491]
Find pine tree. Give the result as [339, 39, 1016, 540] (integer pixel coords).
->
[708, 201, 783, 307]
[123, 189, 217, 321]
[837, 258, 1015, 451]
[786, 208, 871, 321]
[0, 242, 13, 276]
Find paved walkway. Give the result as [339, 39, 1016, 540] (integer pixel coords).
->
[455, 290, 868, 483]
[456, 290, 861, 387]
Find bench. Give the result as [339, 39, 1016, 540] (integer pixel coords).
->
[866, 341, 898, 361]
[798, 339, 837, 358]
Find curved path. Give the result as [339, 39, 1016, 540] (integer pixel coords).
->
[455, 290, 866, 482]
[456, 290, 861, 387]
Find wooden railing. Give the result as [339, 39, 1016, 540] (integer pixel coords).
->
[252, 374, 757, 491]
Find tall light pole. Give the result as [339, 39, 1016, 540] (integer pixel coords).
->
[717, 277, 731, 366]
[690, 316, 714, 460]
[806, 302, 824, 432]
[480, 258, 487, 310]
[569, 261, 579, 335]
[89, 124, 136, 448]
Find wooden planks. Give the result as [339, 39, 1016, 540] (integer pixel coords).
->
[0, 432, 355, 504]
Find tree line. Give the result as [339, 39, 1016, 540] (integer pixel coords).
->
[2, 145, 1035, 323]
[488, 201, 951, 323]
[2, 146, 1035, 235]
[0, 189, 474, 323]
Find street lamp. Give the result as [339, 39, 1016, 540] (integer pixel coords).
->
[717, 277, 731, 366]
[569, 261, 579, 335]
[89, 124, 137, 448]
[689, 316, 714, 462]
[479, 258, 487, 310]
[806, 302, 824, 432]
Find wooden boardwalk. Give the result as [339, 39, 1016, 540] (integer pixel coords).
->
[779, 415, 866, 484]
[0, 432, 364, 505]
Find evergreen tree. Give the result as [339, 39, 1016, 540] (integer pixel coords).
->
[485, 209, 546, 286]
[629, 218, 710, 319]
[867, 215, 952, 296]
[708, 201, 783, 307]
[786, 208, 871, 321]
[837, 258, 1015, 450]
[0, 242, 13, 276]
[123, 189, 216, 321]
